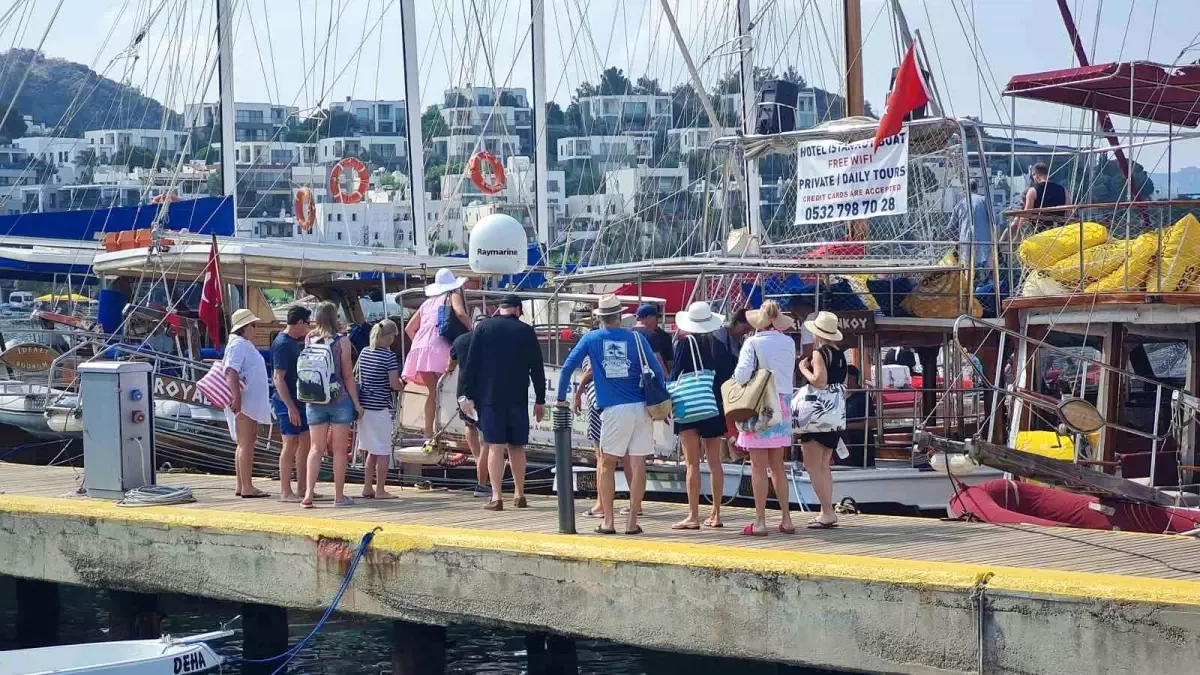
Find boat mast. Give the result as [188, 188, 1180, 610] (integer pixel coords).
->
[215, 0, 236, 207]
[887, 0, 943, 116]
[658, 0, 757, 243]
[530, 0, 550, 255]
[735, 0, 762, 242]
[843, 0, 865, 118]
[400, 0, 429, 255]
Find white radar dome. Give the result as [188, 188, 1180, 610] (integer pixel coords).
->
[469, 213, 528, 274]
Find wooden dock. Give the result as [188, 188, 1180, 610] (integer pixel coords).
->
[3, 463, 1200, 674]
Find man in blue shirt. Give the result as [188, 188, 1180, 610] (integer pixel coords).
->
[955, 180, 997, 271]
[557, 294, 666, 535]
[271, 306, 311, 502]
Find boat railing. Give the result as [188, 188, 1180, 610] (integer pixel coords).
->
[952, 314, 1187, 483]
[1000, 199, 1200, 299]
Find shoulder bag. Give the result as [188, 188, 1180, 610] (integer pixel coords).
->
[437, 292, 468, 343]
[667, 336, 719, 424]
[196, 353, 239, 410]
[792, 346, 847, 432]
[720, 338, 775, 424]
[633, 329, 673, 421]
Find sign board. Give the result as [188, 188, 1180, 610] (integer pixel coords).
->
[155, 373, 216, 408]
[836, 310, 876, 336]
[0, 342, 58, 372]
[794, 130, 909, 225]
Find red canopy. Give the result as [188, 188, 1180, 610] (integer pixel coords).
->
[1004, 61, 1200, 127]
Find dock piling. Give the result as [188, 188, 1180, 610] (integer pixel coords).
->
[15, 578, 59, 648]
[107, 589, 160, 640]
[391, 620, 446, 675]
[526, 632, 578, 675]
[553, 406, 576, 534]
[241, 602, 289, 675]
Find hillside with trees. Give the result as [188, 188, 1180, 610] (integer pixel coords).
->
[0, 49, 179, 136]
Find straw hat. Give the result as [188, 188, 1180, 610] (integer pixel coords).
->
[804, 310, 843, 341]
[424, 268, 468, 296]
[592, 294, 624, 317]
[674, 301, 724, 334]
[229, 308, 261, 333]
[746, 306, 795, 331]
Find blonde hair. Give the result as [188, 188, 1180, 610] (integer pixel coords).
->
[758, 300, 781, 325]
[311, 301, 339, 341]
[370, 319, 398, 348]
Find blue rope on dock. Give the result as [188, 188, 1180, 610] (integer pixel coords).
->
[0, 438, 72, 462]
[239, 527, 382, 674]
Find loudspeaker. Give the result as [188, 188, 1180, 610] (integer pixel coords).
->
[755, 79, 800, 135]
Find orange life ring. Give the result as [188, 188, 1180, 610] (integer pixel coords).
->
[467, 151, 506, 195]
[149, 192, 180, 204]
[294, 187, 316, 233]
[328, 157, 370, 204]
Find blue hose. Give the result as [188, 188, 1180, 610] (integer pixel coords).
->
[238, 527, 381, 673]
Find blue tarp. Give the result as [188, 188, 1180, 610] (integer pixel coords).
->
[0, 196, 235, 241]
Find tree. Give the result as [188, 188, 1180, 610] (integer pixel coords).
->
[424, 161, 464, 199]
[422, 106, 449, 138]
[598, 67, 632, 95]
[634, 76, 665, 95]
[121, 146, 159, 170]
[319, 109, 358, 137]
[0, 108, 27, 141]
[545, 101, 565, 126]
[499, 91, 520, 107]
[74, 148, 99, 183]
[670, 82, 708, 128]
[564, 165, 604, 196]
[206, 169, 222, 196]
[432, 240, 458, 254]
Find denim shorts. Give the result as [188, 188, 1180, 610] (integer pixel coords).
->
[306, 395, 356, 427]
[272, 395, 309, 436]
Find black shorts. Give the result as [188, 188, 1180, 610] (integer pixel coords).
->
[799, 431, 842, 451]
[477, 405, 530, 446]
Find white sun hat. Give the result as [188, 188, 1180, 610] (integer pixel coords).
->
[674, 301, 724, 334]
[592, 294, 624, 317]
[424, 268, 468, 297]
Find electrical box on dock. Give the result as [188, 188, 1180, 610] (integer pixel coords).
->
[79, 361, 155, 499]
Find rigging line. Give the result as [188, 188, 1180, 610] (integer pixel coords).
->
[0, 0, 63, 135]
[261, 0, 283, 103]
[947, 0, 1010, 126]
[297, 0, 308, 106]
[370, 0, 383, 102]
[244, 3, 280, 114]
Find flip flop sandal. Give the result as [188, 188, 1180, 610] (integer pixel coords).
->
[438, 452, 469, 468]
[334, 497, 356, 507]
[594, 526, 617, 535]
[806, 521, 839, 530]
[624, 526, 644, 535]
[704, 521, 724, 528]
[582, 508, 604, 518]
[779, 524, 796, 534]
[671, 523, 701, 530]
[741, 524, 768, 537]
[241, 492, 270, 499]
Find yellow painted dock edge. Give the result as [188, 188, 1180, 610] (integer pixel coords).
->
[2, 493, 1199, 607]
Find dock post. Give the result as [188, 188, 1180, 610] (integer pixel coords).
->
[241, 603, 289, 675]
[546, 634, 578, 675]
[15, 578, 59, 648]
[391, 620, 446, 675]
[553, 405, 576, 534]
[108, 590, 161, 640]
[525, 632, 549, 675]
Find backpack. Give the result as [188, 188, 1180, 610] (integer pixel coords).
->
[296, 336, 340, 404]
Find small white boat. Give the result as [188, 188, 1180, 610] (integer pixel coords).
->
[0, 381, 81, 438]
[0, 630, 231, 675]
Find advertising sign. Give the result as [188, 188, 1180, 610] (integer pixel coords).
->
[794, 130, 909, 225]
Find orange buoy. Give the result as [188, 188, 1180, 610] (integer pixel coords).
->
[294, 186, 316, 233]
[467, 150, 506, 195]
[328, 157, 370, 204]
[149, 192, 180, 204]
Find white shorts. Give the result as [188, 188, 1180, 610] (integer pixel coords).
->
[599, 402, 654, 458]
[356, 408, 394, 456]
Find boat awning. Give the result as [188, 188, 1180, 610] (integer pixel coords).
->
[91, 238, 477, 288]
[1003, 61, 1200, 127]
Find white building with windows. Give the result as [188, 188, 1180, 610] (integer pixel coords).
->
[561, 193, 625, 244]
[604, 166, 690, 216]
[84, 129, 187, 160]
[435, 86, 533, 160]
[502, 156, 565, 218]
[184, 102, 300, 142]
[15, 136, 88, 183]
[576, 94, 671, 134]
[666, 126, 737, 155]
[329, 98, 405, 135]
[316, 136, 408, 166]
[557, 135, 653, 170]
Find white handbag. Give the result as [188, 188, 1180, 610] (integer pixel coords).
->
[792, 384, 846, 433]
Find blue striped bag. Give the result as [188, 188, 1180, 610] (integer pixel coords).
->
[668, 336, 720, 424]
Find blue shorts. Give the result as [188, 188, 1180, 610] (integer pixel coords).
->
[306, 395, 356, 427]
[272, 395, 309, 436]
[477, 405, 530, 447]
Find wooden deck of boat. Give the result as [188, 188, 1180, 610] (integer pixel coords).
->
[3, 462, 1199, 585]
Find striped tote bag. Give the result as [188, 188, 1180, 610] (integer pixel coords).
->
[196, 359, 237, 410]
[668, 336, 719, 424]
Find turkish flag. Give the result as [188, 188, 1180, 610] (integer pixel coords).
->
[198, 241, 224, 348]
[872, 44, 929, 153]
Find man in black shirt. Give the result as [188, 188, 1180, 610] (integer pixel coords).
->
[462, 294, 546, 511]
[1018, 162, 1070, 232]
[446, 327, 487, 497]
[633, 304, 672, 372]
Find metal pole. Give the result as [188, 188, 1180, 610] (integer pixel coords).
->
[735, 0, 762, 242]
[530, 0, 551, 251]
[553, 405, 576, 534]
[399, 0, 429, 256]
[215, 0, 237, 207]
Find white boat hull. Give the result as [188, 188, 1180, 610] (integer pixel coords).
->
[0, 382, 80, 438]
[0, 636, 225, 675]
[563, 462, 1004, 512]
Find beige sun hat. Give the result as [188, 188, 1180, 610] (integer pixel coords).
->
[229, 308, 261, 333]
[746, 306, 796, 331]
[804, 310, 843, 341]
[592, 294, 624, 317]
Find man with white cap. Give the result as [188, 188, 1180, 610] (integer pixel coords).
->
[224, 308, 272, 498]
[556, 294, 666, 535]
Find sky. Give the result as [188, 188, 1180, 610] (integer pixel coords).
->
[6, 0, 1200, 173]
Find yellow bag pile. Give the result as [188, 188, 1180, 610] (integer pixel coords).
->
[1014, 430, 1074, 461]
[1146, 213, 1200, 293]
[1018, 221, 1108, 270]
[901, 250, 984, 318]
[1085, 231, 1160, 293]
[1041, 241, 1128, 286]
[1019, 270, 1070, 297]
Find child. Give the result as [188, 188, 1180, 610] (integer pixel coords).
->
[356, 320, 403, 499]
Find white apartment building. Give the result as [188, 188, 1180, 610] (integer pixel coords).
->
[561, 193, 624, 244]
[425, 197, 467, 251]
[184, 102, 300, 142]
[329, 98, 405, 135]
[224, 140, 318, 167]
[15, 136, 88, 184]
[316, 136, 408, 165]
[666, 127, 737, 155]
[557, 135, 653, 170]
[714, 90, 819, 130]
[84, 129, 188, 160]
[431, 134, 521, 165]
[502, 156, 565, 218]
[437, 86, 533, 159]
[576, 94, 671, 134]
[604, 166, 690, 217]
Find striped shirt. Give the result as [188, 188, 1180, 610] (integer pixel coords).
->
[356, 346, 399, 411]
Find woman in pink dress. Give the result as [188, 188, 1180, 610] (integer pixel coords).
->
[404, 268, 471, 443]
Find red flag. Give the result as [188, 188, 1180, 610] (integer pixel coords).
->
[872, 43, 929, 153]
[198, 240, 224, 347]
